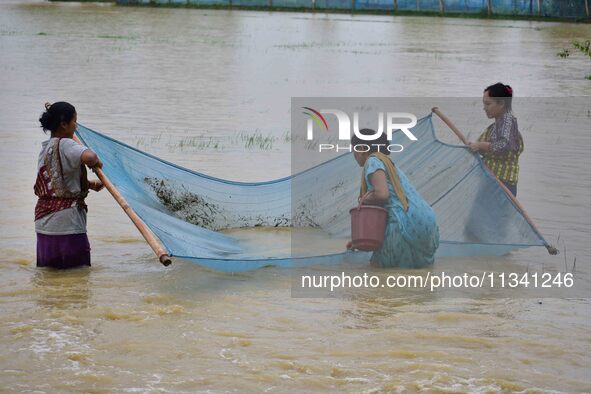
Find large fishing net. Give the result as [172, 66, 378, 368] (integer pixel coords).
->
[76, 113, 548, 271]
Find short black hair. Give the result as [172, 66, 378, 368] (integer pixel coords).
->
[351, 128, 391, 156]
[39, 102, 76, 133]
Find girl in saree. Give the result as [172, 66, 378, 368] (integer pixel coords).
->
[347, 129, 439, 268]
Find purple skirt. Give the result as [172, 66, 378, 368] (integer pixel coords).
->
[36, 233, 91, 269]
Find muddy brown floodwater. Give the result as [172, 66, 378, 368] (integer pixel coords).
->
[1, 1, 590, 392]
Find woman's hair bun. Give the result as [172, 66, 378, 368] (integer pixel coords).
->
[39, 101, 76, 133]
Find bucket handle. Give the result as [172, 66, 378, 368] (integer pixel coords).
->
[357, 191, 372, 210]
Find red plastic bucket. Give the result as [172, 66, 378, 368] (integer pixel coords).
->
[349, 194, 388, 251]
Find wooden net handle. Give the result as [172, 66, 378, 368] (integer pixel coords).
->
[431, 107, 558, 255]
[74, 134, 172, 266]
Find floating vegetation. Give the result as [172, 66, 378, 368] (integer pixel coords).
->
[134, 132, 164, 149]
[132, 130, 302, 152]
[558, 40, 591, 80]
[175, 135, 220, 150]
[232, 130, 275, 150]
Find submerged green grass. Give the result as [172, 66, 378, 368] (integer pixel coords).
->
[133, 130, 295, 152]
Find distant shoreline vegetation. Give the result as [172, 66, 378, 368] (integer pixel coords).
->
[102, 0, 591, 23]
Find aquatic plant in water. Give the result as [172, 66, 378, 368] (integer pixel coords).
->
[132, 130, 308, 152]
[558, 40, 591, 80]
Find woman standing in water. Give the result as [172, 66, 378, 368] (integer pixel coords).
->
[347, 129, 439, 268]
[35, 102, 104, 269]
[468, 82, 523, 196]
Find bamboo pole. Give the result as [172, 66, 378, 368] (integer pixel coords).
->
[393, 0, 397, 12]
[487, 0, 492, 16]
[73, 134, 172, 266]
[431, 107, 558, 255]
[439, 0, 444, 15]
[585, 0, 589, 18]
[537, 0, 541, 16]
[431, 107, 469, 144]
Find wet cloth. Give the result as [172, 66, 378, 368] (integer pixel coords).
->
[362, 155, 439, 268]
[34, 138, 89, 235]
[36, 233, 91, 269]
[477, 111, 524, 186]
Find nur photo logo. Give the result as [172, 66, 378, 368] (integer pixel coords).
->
[302, 107, 418, 153]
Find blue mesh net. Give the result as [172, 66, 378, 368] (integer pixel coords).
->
[316, 0, 353, 9]
[118, 0, 589, 18]
[76, 114, 548, 272]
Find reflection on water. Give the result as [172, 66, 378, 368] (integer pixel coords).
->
[0, 1, 590, 392]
